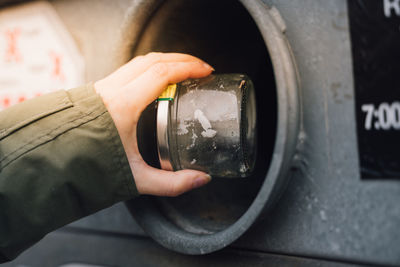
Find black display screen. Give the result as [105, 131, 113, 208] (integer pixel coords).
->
[348, 0, 400, 178]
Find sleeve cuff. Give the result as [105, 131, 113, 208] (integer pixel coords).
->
[67, 83, 139, 199]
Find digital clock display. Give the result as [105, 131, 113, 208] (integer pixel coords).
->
[349, 0, 400, 179]
[361, 102, 400, 131]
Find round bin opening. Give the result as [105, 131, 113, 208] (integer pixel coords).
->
[134, 0, 276, 233]
[127, 0, 300, 254]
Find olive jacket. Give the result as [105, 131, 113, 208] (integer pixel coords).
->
[0, 84, 138, 262]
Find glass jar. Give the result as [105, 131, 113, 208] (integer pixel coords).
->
[157, 74, 257, 178]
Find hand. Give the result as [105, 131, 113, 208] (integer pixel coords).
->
[94, 52, 214, 196]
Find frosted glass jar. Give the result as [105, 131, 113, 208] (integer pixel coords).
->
[157, 74, 257, 177]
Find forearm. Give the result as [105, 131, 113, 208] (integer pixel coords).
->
[0, 84, 137, 262]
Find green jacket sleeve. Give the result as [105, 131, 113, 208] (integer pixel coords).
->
[0, 84, 138, 262]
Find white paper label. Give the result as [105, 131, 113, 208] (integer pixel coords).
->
[0, 1, 84, 110]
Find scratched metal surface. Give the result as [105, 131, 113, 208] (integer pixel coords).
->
[233, 0, 400, 266]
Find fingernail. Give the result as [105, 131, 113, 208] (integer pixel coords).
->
[203, 63, 215, 71]
[193, 174, 212, 189]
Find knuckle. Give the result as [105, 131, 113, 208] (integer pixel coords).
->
[149, 62, 169, 77]
[134, 55, 145, 61]
[168, 190, 180, 197]
[165, 186, 179, 197]
[146, 52, 163, 62]
[166, 177, 186, 197]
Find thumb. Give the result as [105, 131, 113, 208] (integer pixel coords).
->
[133, 163, 212, 197]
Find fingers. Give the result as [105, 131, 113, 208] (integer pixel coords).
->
[131, 161, 211, 196]
[130, 52, 210, 76]
[124, 60, 213, 109]
[96, 52, 210, 92]
[94, 52, 213, 114]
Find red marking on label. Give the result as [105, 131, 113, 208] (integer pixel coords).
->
[2, 97, 10, 108]
[18, 95, 26, 103]
[4, 28, 22, 63]
[49, 51, 65, 81]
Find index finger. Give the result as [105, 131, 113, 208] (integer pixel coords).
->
[101, 52, 211, 89]
[123, 60, 214, 111]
